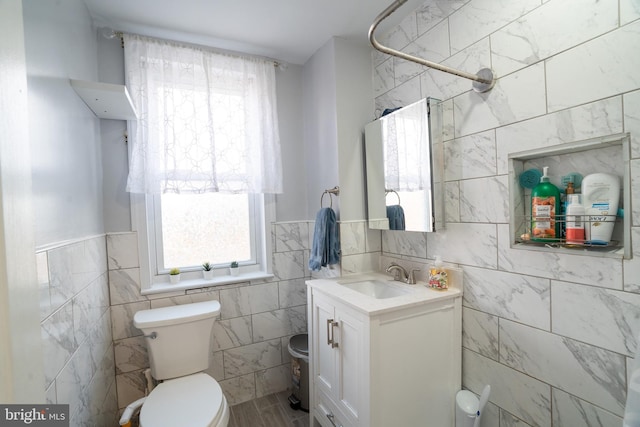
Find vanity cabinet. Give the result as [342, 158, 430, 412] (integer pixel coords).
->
[311, 291, 365, 427]
[308, 282, 462, 427]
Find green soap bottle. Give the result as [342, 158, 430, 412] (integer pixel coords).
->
[531, 166, 561, 242]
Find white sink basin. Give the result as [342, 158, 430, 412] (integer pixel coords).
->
[339, 279, 410, 299]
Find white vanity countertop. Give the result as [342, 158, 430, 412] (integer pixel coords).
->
[306, 272, 462, 316]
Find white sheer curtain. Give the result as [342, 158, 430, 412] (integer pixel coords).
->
[123, 34, 282, 194]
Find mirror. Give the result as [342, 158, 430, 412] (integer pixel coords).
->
[364, 98, 443, 232]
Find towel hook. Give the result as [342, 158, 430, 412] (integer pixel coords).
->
[385, 189, 401, 205]
[320, 186, 340, 209]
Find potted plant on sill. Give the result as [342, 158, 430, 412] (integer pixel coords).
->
[202, 262, 214, 280]
[229, 261, 239, 276]
[169, 267, 181, 284]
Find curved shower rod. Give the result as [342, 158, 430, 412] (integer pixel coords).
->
[369, 0, 496, 93]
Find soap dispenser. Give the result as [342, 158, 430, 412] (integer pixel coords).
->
[428, 256, 448, 290]
[531, 166, 561, 242]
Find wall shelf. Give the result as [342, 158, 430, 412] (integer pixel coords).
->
[70, 79, 137, 120]
[508, 133, 631, 259]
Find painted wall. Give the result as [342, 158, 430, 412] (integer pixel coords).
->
[373, 0, 640, 425]
[0, 0, 44, 402]
[275, 64, 309, 222]
[302, 39, 340, 219]
[24, 0, 105, 247]
[22, 0, 118, 424]
[97, 35, 131, 232]
[334, 38, 374, 221]
[302, 37, 374, 221]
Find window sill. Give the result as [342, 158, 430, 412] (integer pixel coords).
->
[140, 271, 274, 296]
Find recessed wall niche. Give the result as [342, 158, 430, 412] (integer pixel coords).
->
[508, 133, 631, 259]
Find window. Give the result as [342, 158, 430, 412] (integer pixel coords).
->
[158, 193, 254, 270]
[123, 34, 281, 291]
[132, 190, 274, 290]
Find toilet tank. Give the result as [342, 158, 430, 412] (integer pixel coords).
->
[134, 300, 221, 380]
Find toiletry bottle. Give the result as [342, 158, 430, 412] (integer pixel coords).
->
[581, 173, 620, 245]
[428, 256, 448, 290]
[565, 181, 575, 195]
[561, 180, 575, 238]
[565, 194, 585, 245]
[531, 166, 561, 242]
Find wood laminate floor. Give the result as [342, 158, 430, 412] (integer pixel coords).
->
[229, 391, 310, 427]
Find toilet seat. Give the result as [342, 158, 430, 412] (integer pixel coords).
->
[140, 373, 229, 427]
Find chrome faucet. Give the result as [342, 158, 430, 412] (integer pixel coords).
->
[385, 263, 419, 284]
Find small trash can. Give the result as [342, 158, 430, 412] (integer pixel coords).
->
[287, 333, 309, 412]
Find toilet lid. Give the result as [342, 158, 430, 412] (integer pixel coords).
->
[140, 373, 225, 427]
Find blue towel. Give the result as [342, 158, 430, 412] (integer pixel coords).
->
[309, 208, 340, 271]
[386, 205, 405, 230]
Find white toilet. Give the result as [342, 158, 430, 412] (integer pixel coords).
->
[133, 300, 230, 427]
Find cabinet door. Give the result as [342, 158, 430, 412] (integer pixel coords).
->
[335, 306, 364, 422]
[312, 293, 337, 395]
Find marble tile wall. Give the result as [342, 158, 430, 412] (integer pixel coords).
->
[38, 235, 117, 427]
[339, 220, 382, 275]
[373, 0, 640, 425]
[107, 223, 311, 408]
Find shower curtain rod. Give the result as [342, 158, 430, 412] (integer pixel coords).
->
[368, 0, 496, 93]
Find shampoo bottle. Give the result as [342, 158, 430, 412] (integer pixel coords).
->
[531, 166, 561, 242]
[581, 173, 620, 245]
[561, 179, 575, 238]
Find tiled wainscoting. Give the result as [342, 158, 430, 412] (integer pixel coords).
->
[35, 219, 383, 423]
[107, 220, 317, 411]
[38, 235, 118, 427]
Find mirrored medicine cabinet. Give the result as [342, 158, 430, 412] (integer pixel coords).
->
[364, 97, 444, 232]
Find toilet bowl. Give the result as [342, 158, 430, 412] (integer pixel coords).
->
[139, 373, 229, 427]
[132, 301, 230, 427]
